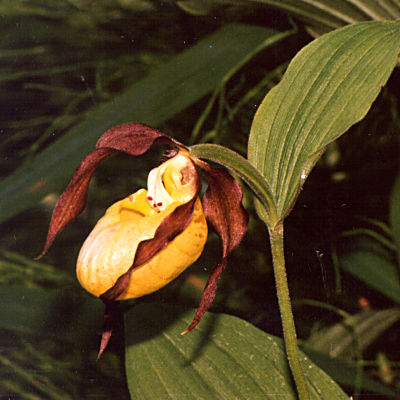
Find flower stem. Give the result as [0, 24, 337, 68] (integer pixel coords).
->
[269, 222, 310, 400]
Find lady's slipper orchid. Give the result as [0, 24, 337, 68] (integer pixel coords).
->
[76, 153, 208, 300]
[38, 122, 248, 357]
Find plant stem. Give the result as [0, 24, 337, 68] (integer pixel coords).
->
[269, 222, 310, 400]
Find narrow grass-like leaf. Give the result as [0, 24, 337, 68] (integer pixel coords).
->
[390, 170, 400, 263]
[338, 236, 400, 304]
[248, 21, 400, 225]
[125, 303, 348, 399]
[308, 309, 400, 359]
[0, 285, 102, 342]
[0, 24, 278, 225]
[259, 0, 400, 26]
[303, 347, 398, 397]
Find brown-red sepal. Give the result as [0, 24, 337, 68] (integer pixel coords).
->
[36, 148, 112, 260]
[183, 165, 248, 333]
[95, 122, 183, 154]
[37, 123, 180, 259]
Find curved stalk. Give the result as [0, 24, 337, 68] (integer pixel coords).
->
[269, 222, 310, 400]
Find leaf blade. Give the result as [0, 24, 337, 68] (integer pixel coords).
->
[248, 21, 400, 224]
[125, 303, 348, 400]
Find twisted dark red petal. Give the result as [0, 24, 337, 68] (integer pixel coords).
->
[183, 165, 248, 334]
[97, 300, 121, 360]
[37, 123, 178, 259]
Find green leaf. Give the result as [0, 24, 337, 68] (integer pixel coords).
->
[255, 0, 400, 34]
[303, 347, 398, 397]
[248, 21, 400, 226]
[0, 284, 102, 343]
[390, 170, 400, 264]
[125, 303, 348, 399]
[0, 23, 279, 225]
[0, 285, 127, 399]
[338, 236, 400, 304]
[308, 309, 400, 360]
[178, 0, 400, 36]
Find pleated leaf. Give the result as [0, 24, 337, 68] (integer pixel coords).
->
[248, 21, 400, 226]
[125, 303, 348, 399]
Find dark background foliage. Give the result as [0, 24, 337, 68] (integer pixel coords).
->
[1, 1, 400, 398]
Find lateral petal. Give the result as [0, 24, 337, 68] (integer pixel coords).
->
[202, 166, 248, 256]
[183, 165, 248, 333]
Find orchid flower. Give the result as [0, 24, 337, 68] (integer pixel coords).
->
[38, 122, 248, 357]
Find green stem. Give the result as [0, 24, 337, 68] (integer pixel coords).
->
[269, 222, 310, 400]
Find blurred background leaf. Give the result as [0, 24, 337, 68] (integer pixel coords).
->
[0, 22, 289, 225]
[0, 282, 127, 399]
[337, 235, 400, 304]
[390, 168, 400, 263]
[177, 0, 400, 36]
[302, 347, 399, 397]
[307, 308, 400, 360]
